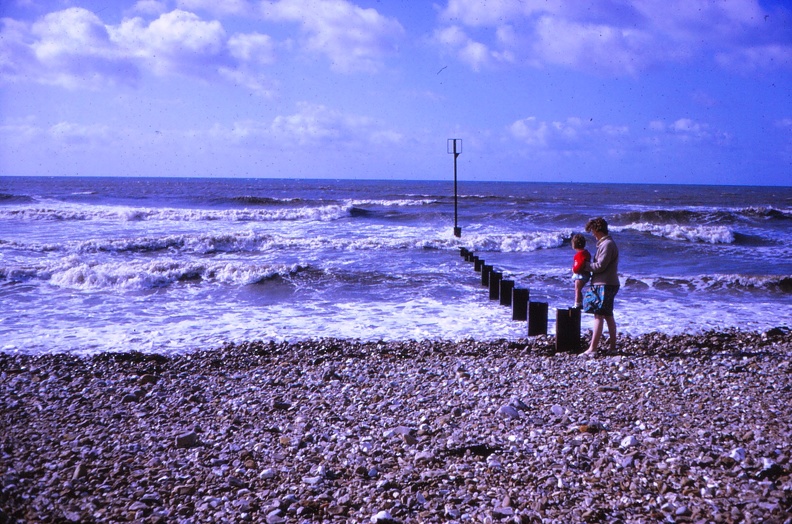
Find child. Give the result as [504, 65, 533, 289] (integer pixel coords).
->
[571, 233, 591, 308]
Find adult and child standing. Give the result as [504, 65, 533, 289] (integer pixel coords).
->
[572, 217, 620, 357]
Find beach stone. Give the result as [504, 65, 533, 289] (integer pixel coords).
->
[729, 447, 747, 462]
[138, 374, 159, 385]
[371, 509, 397, 523]
[175, 431, 199, 449]
[621, 435, 640, 448]
[498, 405, 519, 419]
[72, 462, 88, 480]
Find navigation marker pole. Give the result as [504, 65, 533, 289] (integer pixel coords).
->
[448, 138, 462, 237]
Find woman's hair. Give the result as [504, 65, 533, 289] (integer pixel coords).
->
[571, 233, 586, 249]
[585, 217, 609, 234]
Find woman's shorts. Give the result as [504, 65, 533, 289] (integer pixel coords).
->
[593, 285, 619, 316]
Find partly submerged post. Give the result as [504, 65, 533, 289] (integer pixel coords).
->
[556, 307, 581, 353]
[447, 139, 462, 237]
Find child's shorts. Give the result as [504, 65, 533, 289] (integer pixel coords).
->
[573, 272, 591, 284]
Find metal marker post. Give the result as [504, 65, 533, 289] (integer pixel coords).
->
[447, 139, 462, 237]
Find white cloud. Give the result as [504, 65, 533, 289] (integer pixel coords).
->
[49, 121, 112, 145]
[131, 0, 169, 16]
[716, 44, 792, 73]
[227, 32, 276, 64]
[261, 0, 405, 73]
[176, 0, 253, 17]
[205, 102, 402, 148]
[532, 16, 652, 76]
[113, 10, 229, 77]
[0, 7, 279, 94]
[434, 0, 790, 76]
[509, 116, 592, 149]
[648, 117, 732, 145]
[25, 8, 140, 89]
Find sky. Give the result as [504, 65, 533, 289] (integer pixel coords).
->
[1, 0, 791, 185]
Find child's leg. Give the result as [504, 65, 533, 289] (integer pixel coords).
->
[574, 279, 584, 306]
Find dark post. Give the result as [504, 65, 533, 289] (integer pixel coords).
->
[499, 280, 514, 306]
[481, 265, 492, 286]
[488, 271, 502, 300]
[474, 257, 483, 272]
[512, 288, 529, 321]
[528, 302, 548, 336]
[448, 139, 462, 237]
[555, 307, 581, 352]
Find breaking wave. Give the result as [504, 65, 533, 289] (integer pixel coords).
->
[0, 204, 355, 223]
[0, 257, 309, 290]
[623, 273, 792, 294]
[618, 222, 735, 244]
[615, 206, 792, 225]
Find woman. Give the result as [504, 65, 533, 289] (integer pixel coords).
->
[580, 217, 619, 357]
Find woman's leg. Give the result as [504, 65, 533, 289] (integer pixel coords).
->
[582, 315, 605, 355]
[605, 315, 617, 352]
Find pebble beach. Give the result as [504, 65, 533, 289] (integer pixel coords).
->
[2, 329, 791, 523]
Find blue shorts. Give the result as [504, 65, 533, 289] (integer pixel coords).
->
[593, 285, 619, 316]
[573, 272, 591, 283]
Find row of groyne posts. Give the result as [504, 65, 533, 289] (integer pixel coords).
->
[457, 247, 583, 353]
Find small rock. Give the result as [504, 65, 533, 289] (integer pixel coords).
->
[371, 509, 397, 523]
[551, 405, 564, 417]
[620, 435, 639, 448]
[493, 506, 515, 518]
[729, 447, 747, 462]
[175, 431, 199, 449]
[138, 374, 159, 385]
[72, 462, 88, 481]
[498, 405, 519, 419]
[140, 492, 161, 504]
[415, 451, 434, 462]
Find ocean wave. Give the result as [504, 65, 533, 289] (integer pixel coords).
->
[0, 193, 35, 204]
[351, 198, 439, 207]
[618, 222, 735, 244]
[461, 230, 570, 253]
[615, 206, 791, 225]
[228, 196, 304, 206]
[0, 203, 354, 223]
[0, 257, 309, 290]
[624, 274, 792, 293]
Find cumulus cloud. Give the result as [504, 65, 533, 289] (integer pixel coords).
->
[509, 116, 593, 150]
[647, 117, 732, 145]
[113, 9, 232, 77]
[23, 8, 141, 88]
[205, 102, 402, 148]
[176, 0, 253, 17]
[0, 7, 279, 94]
[261, 0, 405, 73]
[271, 102, 401, 146]
[49, 121, 112, 146]
[434, 0, 790, 76]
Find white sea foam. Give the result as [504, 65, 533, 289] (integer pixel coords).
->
[10, 257, 307, 290]
[0, 203, 355, 223]
[462, 230, 570, 253]
[618, 222, 735, 243]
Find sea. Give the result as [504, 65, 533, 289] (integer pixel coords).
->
[1, 177, 790, 356]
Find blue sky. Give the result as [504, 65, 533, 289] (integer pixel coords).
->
[1, 0, 790, 185]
